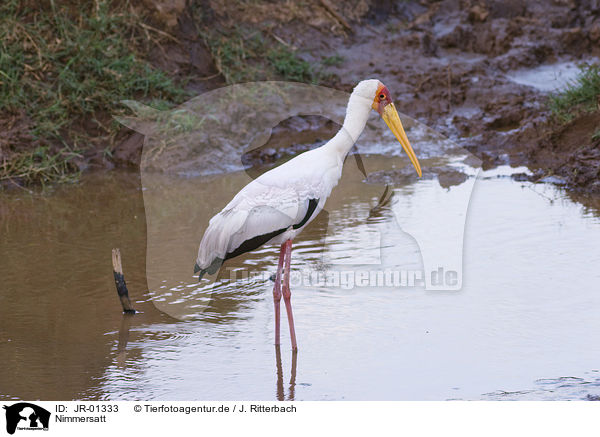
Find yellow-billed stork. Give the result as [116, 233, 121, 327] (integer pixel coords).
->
[194, 79, 422, 350]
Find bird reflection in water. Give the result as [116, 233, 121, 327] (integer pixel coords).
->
[367, 184, 394, 221]
[275, 346, 297, 401]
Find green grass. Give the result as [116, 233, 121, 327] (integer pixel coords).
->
[321, 54, 344, 67]
[0, 0, 188, 186]
[549, 64, 600, 123]
[267, 48, 316, 83]
[201, 28, 262, 84]
[0, 146, 81, 186]
[200, 25, 335, 85]
[592, 128, 600, 142]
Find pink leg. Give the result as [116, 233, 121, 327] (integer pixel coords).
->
[281, 240, 298, 351]
[273, 243, 286, 346]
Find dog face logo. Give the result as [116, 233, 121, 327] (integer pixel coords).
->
[3, 403, 50, 435]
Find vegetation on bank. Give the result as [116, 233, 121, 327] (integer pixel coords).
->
[0, 0, 344, 187]
[198, 25, 337, 85]
[549, 64, 600, 123]
[0, 0, 189, 186]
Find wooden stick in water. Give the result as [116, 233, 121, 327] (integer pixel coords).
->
[112, 248, 136, 314]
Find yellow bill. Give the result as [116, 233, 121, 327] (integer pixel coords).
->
[381, 103, 422, 177]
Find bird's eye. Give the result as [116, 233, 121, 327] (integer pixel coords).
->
[379, 94, 385, 100]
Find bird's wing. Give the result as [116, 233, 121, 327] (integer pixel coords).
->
[195, 182, 316, 275]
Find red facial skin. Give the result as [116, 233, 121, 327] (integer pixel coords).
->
[372, 84, 393, 115]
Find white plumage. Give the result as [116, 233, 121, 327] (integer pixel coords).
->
[193, 79, 421, 350]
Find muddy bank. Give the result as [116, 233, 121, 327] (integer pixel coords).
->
[3, 0, 598, 194]
[505, 110, 600, 193]
[112, 0, 600, 193]
[317, 0, 600, 193]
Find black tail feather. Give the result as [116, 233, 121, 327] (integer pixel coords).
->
[193, 258, 223, 282]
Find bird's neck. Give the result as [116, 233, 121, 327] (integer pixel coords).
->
[325, 94, 371, 159]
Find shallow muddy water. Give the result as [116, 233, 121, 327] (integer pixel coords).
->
[1, 154, 600, 400]
[505, 61, 587, 92]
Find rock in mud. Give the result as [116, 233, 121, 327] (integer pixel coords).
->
[437, 168, 469, 188]
[511, 172, 531, 182]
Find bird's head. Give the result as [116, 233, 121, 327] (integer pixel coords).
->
[354, 79, 422, 177]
